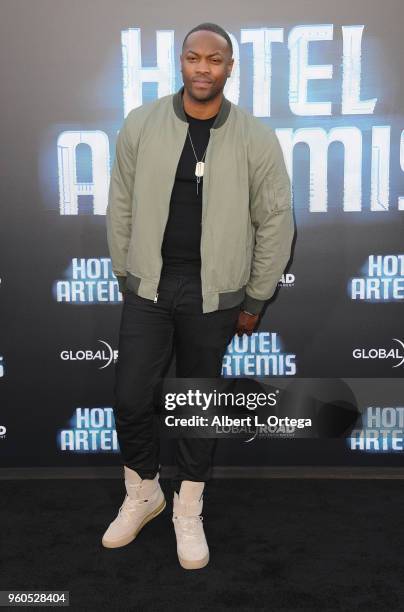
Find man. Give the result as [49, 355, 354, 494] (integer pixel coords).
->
[103, 22, 294, 570]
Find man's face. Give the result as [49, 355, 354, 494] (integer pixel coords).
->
[180, 30, 234, 102]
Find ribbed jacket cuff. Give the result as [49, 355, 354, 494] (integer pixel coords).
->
[240, 294, 266, 315]
[116, 275, 127, 293]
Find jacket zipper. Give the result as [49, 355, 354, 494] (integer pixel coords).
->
[154, 291, 159, 303]
[200, 129, 213, 311]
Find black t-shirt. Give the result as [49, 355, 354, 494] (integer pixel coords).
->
[161, 109, 218, 276]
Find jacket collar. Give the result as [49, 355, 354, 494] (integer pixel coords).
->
[172, 85, 231, 129]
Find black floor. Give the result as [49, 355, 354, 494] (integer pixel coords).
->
[1, 478, 404, 611]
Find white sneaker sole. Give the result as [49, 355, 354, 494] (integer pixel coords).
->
[178, 551, 210, 570]
[102, 498, 166, 549]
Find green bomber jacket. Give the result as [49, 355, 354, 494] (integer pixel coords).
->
[106, 85, 294, 314]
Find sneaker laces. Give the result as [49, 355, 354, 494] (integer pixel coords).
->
[174, 514, 204, 539]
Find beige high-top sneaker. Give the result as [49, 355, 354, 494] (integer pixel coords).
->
[172, 481, 209, 570]
[102, 466, 166, 548]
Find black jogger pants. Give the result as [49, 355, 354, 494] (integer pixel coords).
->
[112, 269, 241, 493]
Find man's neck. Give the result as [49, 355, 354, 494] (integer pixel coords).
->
[182, 87, 222, 120]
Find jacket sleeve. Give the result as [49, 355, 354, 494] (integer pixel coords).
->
[106, 111, 137, 293]
[240, 128, 294, 315]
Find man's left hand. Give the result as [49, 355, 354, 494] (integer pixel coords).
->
[236, 310, 260, 336]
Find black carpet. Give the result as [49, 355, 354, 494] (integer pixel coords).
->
[1, 478, 404, 611]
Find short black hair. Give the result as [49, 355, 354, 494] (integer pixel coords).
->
[182, 22, 233, 58]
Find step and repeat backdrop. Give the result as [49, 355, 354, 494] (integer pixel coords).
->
[1, 0, 403, 468]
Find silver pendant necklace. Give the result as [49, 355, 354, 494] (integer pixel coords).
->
[187, 128, 208, 196]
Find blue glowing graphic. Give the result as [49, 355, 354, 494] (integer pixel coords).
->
[44, 24, 403, 219]
[347, 406, 404, 453]
[349, 254, 404, 301]
[52, 257, 123, 303]
[58, 407, 119, 453]
[222, 331, 296, 377]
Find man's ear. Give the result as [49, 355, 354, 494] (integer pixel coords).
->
[228, 57, 234, 77]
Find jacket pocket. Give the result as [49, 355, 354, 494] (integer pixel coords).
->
[265, 174, 291, 214]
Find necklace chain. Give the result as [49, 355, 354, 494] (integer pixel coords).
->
[187, 127, 209, 196]
[187, 128, 208, 164]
